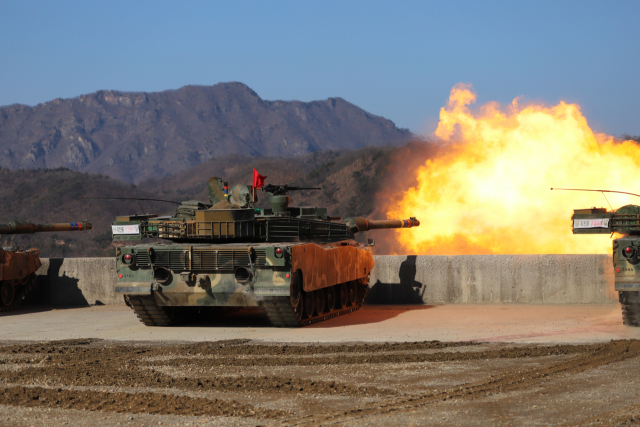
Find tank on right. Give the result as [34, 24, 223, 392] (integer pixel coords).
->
[572, 205, 640, 326]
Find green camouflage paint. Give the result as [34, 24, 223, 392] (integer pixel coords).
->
[112, 175, 419, 326]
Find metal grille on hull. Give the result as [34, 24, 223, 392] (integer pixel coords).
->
[153, 250, 188, 270]
[265, 220, 350, 241]
[267, 223, 299, 240]
[133, 249, 267, 271]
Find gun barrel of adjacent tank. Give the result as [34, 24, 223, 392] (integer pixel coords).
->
[0, 221, 92, 234]
[344, 216, 420, 233]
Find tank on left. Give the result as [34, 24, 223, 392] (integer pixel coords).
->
[0, 221, 92, 311]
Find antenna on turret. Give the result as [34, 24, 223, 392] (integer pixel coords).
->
[262, 184, 321, 195]
[80, 196, 181, 216]
[601, 192, 614, 211]
[79, 196, 181, 205]
[551, 188, 640, 211]
[551, 188, 640, 198]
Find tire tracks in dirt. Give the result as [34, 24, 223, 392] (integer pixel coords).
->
[1, 339, 639, 424]
[0, 339, 476, 358]
[283, 340, 640, 426]
[0, 383, 283, 418]
[153, 344, 590, 368]
[0, 365, 395, 398]
[559, 402, 640, 426]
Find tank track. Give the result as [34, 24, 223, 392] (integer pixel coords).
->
[124, 295, 243, 326]
[124, 294, 177, 326]
[262, 278, 369, 327]
[125, 277, 370, 328]
[619, 291, 640, 327]
[0, 273, 36, 313]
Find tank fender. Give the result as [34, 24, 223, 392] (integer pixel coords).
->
[0, 249, 41, 282]
[291, 243, 374, 293]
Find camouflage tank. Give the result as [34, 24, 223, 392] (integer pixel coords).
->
[571, 202, 640, 326]
[112, 176, 419, 326]
[0, 221, 92, 311]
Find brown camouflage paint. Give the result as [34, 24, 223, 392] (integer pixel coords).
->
[291, 243, 374, 292]
[0, 249, 41, 282]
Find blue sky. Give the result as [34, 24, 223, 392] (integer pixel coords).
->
[1, 1, 638, 136]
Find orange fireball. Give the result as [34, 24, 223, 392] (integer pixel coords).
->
[388, 83, 640, 255]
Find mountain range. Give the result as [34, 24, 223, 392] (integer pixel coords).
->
[0, 83, 411, 183]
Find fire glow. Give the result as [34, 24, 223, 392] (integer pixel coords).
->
[388, 83, 640, 255]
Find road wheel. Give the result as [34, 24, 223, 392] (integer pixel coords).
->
[619, 291, 640, 326]
[338, 283, 348, 308]
[348, 281, 357, 306]
[303, 291, 315, 318]
[1, 281, 15, 307]
[314, 289, 325, 315]
[325, 286, 336, 312]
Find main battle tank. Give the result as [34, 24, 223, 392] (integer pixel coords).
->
[112, 177, 420, 326]
[571, 202, 640, 326]
[0, 221, 92, 311]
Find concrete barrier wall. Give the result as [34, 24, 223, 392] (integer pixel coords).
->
[31, 255, 617, 306]
[34, 258, 120, 305]
[366, 255, 617, 304]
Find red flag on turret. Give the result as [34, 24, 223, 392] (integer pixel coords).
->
[252, 168, 266, 189]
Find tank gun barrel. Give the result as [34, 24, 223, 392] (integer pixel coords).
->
[366, 218, 421, 230]
[344, 217, 420, 234]
[0, 221, 92, 235]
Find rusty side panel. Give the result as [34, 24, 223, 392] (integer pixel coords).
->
[292, 243, 374, 292]
[0, 250, 41, 282]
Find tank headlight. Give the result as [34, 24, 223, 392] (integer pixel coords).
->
[624, 246, 635, 258]
[122, 253, 135, 265]
[275, 247, 283, 258]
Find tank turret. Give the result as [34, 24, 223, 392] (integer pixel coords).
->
[571, 205, 640, 236]
[0, 220, 92, 312]
[112, 174, 420, 327]
[111, 180, 417, 244]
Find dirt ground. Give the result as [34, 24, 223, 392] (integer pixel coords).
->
[1, 324, 640, 426]
[4, 303, 638, 344]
